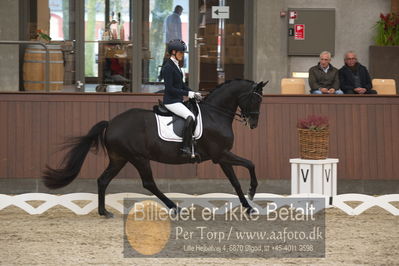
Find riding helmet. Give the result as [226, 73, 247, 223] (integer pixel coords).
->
[167, 39, 187, 54]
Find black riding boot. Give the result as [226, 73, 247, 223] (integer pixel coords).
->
[181, 116, 195, 158]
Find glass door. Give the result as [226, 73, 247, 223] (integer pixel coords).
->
[138, 0, 246, 92]
[84, 0, 132, 92]
[61, 0, 247, 93]
[140, 0, 190, 93]
[194, 0, 245, 91]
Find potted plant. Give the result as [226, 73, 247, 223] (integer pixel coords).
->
[36, 29, 52, 42]
[369, 12, 399, 93]
[297, 115, 329, 160]
[374, 13, 399, 46]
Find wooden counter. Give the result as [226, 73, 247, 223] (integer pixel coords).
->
[0, 93, 398, 180]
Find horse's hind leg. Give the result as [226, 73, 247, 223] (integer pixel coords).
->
[98, 158, 127, 218]
[132, 159, 177, 210]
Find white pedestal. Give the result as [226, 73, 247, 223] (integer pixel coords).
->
[290, 158, 338, 204]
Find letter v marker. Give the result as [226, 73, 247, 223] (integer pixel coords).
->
[325, 169, 331, 182]
[301, 169, 309, 182]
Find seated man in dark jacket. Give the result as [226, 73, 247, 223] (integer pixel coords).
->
[308, 51, 343, 94]
[339, 51, 377, 94]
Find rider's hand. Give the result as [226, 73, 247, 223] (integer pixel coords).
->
[188, 91, 196, 99]
[194, 92, 203, 101]
[188, 91, 203, 101]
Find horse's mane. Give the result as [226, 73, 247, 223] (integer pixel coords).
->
[204, 79, 255, 99]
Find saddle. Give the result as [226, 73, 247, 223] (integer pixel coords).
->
[153, 99, 199, 137]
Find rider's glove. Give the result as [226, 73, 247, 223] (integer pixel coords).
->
[194, 92, 203, 101]
[188, 91, 203, 101]
[188, 91, 196, 99]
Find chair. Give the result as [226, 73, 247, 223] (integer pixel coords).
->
[372, 79, 397, 95]
[281, 78, 305, 94]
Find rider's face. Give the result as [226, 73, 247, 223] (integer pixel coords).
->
[175, 51, 184, 61]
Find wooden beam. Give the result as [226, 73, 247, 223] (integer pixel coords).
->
[37, 0, 50, 34]
[393, 0, 399, 13]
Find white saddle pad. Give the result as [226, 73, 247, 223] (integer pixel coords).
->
[155, 104, 203, 142]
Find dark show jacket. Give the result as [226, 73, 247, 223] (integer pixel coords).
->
[308, 63, 340, 93]
[338, 63, 372, 93]
[162, 58, 191, 104]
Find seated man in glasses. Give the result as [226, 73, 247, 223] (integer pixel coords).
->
[339, 51, 377, 94]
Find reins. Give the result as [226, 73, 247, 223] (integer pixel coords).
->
[201, 100, 244, 122]
[200, 90, 263, 124]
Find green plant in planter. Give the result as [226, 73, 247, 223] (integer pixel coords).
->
[36, 29, 52, 42]
[374, 13, 399, 46]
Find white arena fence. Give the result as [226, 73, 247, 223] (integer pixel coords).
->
[0, 193, 398, 216]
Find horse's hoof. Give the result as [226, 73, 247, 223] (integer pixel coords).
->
[105, 212, 114, 218]
[99, 210, 114, 218]
[246, 207, 258, 215]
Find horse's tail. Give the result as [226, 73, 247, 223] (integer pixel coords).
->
[43, 121, 109, 189]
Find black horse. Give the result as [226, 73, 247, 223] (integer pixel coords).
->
[43, 79, 267, 217]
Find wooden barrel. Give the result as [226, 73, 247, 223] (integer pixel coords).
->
[23, 44, 64, 91]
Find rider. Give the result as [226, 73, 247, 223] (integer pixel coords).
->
[162, 39, 202, 158]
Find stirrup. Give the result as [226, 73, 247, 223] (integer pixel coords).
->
[190, 142, 197, 159]
[180, 147, 193, 157]
[180, 147, 198, 159]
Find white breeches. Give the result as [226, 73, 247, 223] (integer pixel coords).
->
[164, 102, 195, 120]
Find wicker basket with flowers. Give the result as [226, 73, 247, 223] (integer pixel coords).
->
[297, 115, 329, 160]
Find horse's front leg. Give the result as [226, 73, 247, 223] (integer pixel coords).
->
[219, 151, 258, 200]
[219, 161, 255, 214]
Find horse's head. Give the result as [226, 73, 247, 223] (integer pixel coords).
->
[238, 81, 267, 129]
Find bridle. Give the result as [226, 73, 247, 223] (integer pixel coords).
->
[236, 90, 263, 124]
